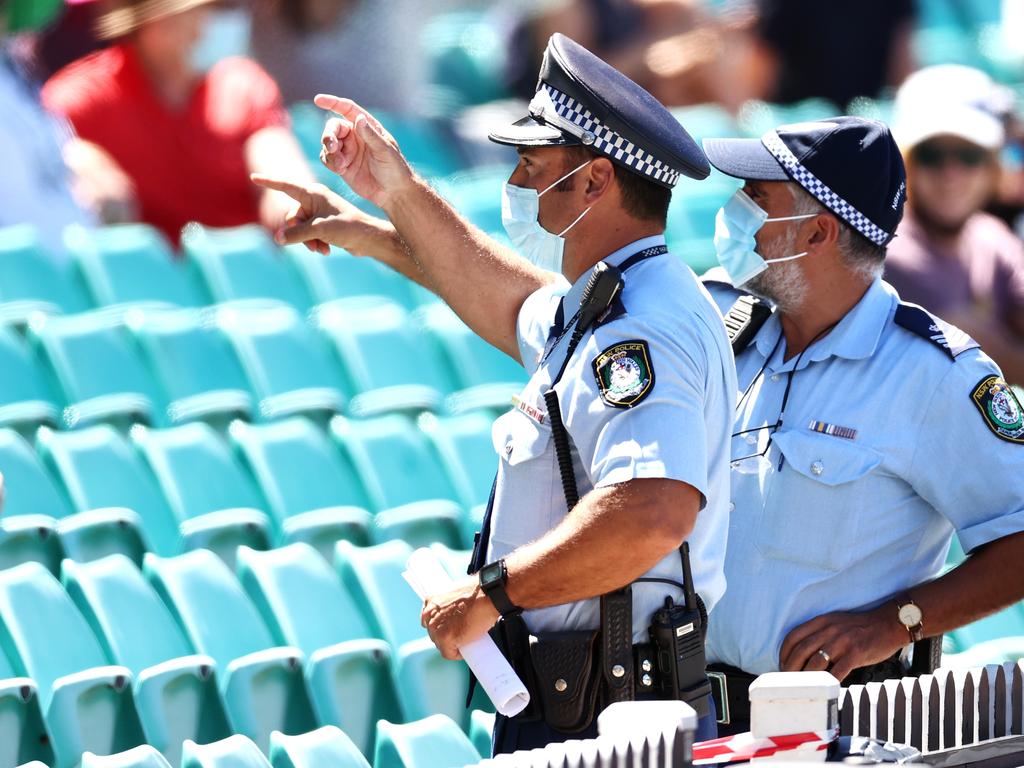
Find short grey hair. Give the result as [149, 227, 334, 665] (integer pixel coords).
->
[788, 185, 886, 283]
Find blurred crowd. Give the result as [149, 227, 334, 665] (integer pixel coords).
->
[2, 0, 1024, 381]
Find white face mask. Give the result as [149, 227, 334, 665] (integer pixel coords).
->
[713, 189, 817, 288]
[190, 8, 252, 74]
[501, 159, 593, 274]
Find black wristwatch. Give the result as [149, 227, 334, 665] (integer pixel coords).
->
[479, 559, 519, 617]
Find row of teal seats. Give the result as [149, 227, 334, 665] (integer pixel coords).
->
[0, 296, 525, 435]
[0, 413, 492, 569]
[68, 717, 489, 768]
[0, 541, 490, 768]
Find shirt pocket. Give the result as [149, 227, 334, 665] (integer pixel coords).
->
[492, 407, 554, 466]
[753, 429, 883, 573]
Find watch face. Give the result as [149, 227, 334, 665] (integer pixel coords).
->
[898, 603, 923, 627]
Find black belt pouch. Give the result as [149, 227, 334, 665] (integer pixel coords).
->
[528, 629, 602, 733]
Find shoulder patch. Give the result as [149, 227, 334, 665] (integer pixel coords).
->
[971, 376, 1024, 444]
[893, 303, 979, 360]
[592, 340, 654, 408]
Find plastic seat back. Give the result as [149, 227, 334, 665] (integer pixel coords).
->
[0, 325, 61, 429]
[230, 418, 372, 523]
[0, 562, 111, 704]
[289, 248, 413, 308]
[29, 312, 161, 428]
[81, 744, 174, 768]
[180, 736, 271, 768]
[334, 540, 422, 650]
[133, 422, 267, 521]
[0, 428, 71, 519]
[237, 544, 377, 653]
[38, 425, 180, 553]
[217, 304, 348, 419]
[374, 716, 480, 768]
[419, 412, 497, 509]
[63, 555, 195, 673]
[418, 304, 526, 390]
[145, 549, 276, 668]
[269, 726, 370, 768]
[183, 225, 312, 311]
[0, 224, 91, 318]
[66, 224, 207, 309]
[331, 415, 460, 511]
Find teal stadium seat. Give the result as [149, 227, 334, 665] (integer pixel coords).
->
[132, 423, 272, 566]
[237, 544, 401, 756]
[374, 112, 465, 179]
[419, 411, 497, 511]
[180, 736, 271, 768]
[0, 224, 91, 326]
[469, 709, 495, 758]
[288, 247, 417, 309]
[63, 555, 232, 765]
[0, 324, 62, 435]
[434, 167, 507, 236]
[28, 311, 161, 430]
[269, 726, 370, 768]
[7, 427, 145, 566]
[182, 225, 313, 312]
[0, 428, 68, 573]
[421, 12, 509, 111]
[373, 716, 480, 768]
[216, 304, 348, 422]
[0, 645, 54, 768]
[334, 541, 469, 726]
[65, 224, 208, 311]
[314, 299, 452, 416]
[417, 304, 527, 413]
[947, 602, 1024, 653]
[38, 424, 223, 560]
[145, 550, 318, 752]
[81, 745, 173, 768]
[130, 308, 255, 428]
[0, 562, 146, 768]
[230, 418, 373, 555]
[330, 415, 462, 548]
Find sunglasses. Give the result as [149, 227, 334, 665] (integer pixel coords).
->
[913, 143, 990, 169]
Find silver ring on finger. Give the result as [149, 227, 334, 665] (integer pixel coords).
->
[817, 648, 833, 666]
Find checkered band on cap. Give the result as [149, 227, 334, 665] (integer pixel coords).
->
[531, 84, 682, 187]
[761, 130, 891, 246]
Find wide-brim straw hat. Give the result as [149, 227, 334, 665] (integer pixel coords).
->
[95, 0, 219, 40]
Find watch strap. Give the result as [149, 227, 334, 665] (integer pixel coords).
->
[896, 596, 924, 642]
[480, 559, 519, 617]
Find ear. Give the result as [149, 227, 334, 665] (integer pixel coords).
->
[806, 212, 841, 251]
[583, 157, 615, 204]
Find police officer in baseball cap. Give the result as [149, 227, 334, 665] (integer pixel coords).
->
[255, 32, 736, 752]
[700, 116, 1024, 734]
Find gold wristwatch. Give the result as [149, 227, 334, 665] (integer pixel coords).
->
[896, 596, 924, 642]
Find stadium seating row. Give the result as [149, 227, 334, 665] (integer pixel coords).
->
[0, 413, 491, 568]
[0, 541, 489, 768]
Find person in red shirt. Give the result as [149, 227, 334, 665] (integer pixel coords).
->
[42, 0, 312, 245]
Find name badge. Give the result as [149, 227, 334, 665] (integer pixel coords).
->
[512, 395, 546, 425]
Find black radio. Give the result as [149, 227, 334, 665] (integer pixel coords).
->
[648, 542, 712, 717]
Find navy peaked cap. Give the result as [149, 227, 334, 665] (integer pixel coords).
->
[703, 116, 907, 246]
[488, 33, 710, 188]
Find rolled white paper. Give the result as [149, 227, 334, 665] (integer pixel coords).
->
[403, 548, 530, 717]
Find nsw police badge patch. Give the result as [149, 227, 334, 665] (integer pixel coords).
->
[592, 340, 654, 408]
[971, 375, 1024, 444]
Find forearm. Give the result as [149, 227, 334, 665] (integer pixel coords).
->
[503, 479, 698, 610]
[383, 176, 554, 359]
[910, 531, 1024, 638]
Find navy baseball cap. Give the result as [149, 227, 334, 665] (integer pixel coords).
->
[703, 117, 907, 246]
[489, 33, 710, 189]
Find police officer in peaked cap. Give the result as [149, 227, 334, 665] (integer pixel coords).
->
[699, 116, 1024, 734]
[254, 33, 735, 751]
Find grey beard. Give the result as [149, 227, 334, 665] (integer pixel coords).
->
[742, 232, 808, 314]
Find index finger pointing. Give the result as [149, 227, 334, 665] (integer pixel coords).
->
[250, 174, 307, 199]
[314, 94, 358, 118]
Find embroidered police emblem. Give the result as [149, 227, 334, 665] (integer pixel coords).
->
[593, 340, 654, 408]
[971, 375, 1024, 444]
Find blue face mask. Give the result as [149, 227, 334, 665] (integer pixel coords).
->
[190, 8, 252, 74]
[713, 189, 817, 288]
[501, 160, 593, 274]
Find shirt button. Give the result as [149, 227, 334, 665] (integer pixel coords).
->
[505, 443, 513, 456]
[770, 374, 781, 383]
[810, 461, 824, 476]
[728, 502, 735, 512]
[745, 433, 757, 445]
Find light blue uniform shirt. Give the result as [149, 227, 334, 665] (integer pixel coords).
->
[487, 235, 737, 642]
[705, 278, 1024, 674]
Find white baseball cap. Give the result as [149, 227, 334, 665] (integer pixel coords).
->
[892, 65, 1009, 151]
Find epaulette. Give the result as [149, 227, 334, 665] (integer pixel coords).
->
[893, 302, 979, 361]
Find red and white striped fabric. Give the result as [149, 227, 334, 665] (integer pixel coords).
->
[692, 728, 837, 764]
